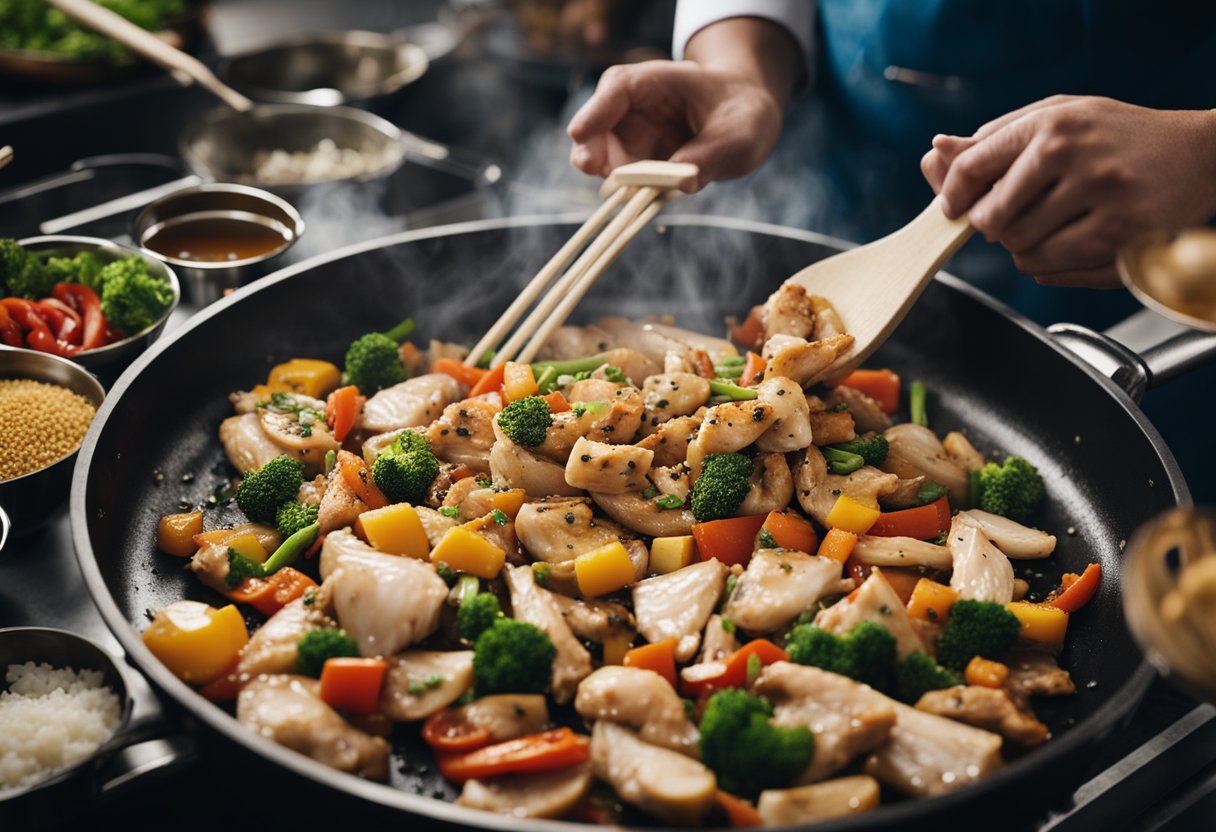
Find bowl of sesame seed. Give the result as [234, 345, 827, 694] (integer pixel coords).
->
[0, 347, 105, 537]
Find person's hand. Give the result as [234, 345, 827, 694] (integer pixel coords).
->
[921, 95, 1216, 287]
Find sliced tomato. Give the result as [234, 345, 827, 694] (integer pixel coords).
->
[422, 708, 494, 754]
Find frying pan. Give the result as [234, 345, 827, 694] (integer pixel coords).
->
[70, 215, 1209, 830]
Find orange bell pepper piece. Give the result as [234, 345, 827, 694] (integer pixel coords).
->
[817, 528, 858, 564]
[714, 791, 764, 827]
[227, 567, 317, 617]
[681, 639, 788, 697]
[339, 452, 388, 509]
[325, 385, 362, 443]
[543, 390, 570, 413]
[761, 510, 819, 554]
[837, 369, 901, 415]
[436, 728, 590, 783]
[692, 514, 769, 568]
[868, 496, 950, 539]
[319, 657, 390, 714]
[622, 638, 678, 688]
[1046, 562, 1101, 613]
[469, 363, 506, 398]
[738, 351, 766, 387]
[906, 578, 959, 624]
[432, 357, 488, 389]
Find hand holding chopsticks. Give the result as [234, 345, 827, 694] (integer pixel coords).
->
[466, 160, 698, 368]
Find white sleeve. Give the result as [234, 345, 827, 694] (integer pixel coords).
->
[672, 0, 816, 74]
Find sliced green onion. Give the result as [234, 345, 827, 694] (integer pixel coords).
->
[916, 480, 949, 505]
[714, 365, 744, 379]
[534, 365, 559, 394]
[719, 355, 745, 367]
[642, 484, 659, 500]
[910, 380, 928, 427]
[707, 379, 758, 401]
[654, 494, 684, 510]
[324, 449, 338, 475]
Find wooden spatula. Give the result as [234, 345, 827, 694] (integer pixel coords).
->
[785, 196, 974, 380]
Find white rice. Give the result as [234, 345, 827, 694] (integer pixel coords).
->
[0, 662, 121, 792]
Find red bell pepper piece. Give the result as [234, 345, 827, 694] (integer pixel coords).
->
[680, 639, 788, 697]
[1, 297, 77, 356]
[0, 304, 24, 347]
[52, 283, 106, 351]
[1047, 562, 1102, 613]
[867, 496, 951, 539]
[693, 514, 769, 568]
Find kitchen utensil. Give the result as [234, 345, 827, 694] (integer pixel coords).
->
[1118, 228, 1216, 331]
[72, 214, 1215, 829]
[0, 146, 13, 171]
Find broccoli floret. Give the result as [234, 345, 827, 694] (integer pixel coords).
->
[372, 430, 439, 504]
[458, 592, 502, 642]
[786, 621, 897, 690]
[936, 599, 1020, 669]
[895, 652, 962, 703]
[977, 456, 1046, 522]
[96, 256, 174, 335]
[44, 251, 102, 292]
[690, 453, 753, 522]
[0, 238, 55, 299]
[343, 316, 414, 394]
[827, 436, 889, 468]
[236, 455, 305, 523]
[472, 618, 555, 695]
[276, 501, 319, 538]
[698, 688, 813, 798]
[497, 396, 553, 447]
[296, 628, 359, 677]
[225, 548, 264, 589]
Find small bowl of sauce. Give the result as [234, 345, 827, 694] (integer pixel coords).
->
[135, 184, 305, 305]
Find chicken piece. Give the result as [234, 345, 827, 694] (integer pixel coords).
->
[298, 474, 326, 506]
[916, 685, 1049, 746]
[219, 413, 283, 473]
[814, 570, 925, 660]
[564, 436, 653, 493]
[636, 415, 701, 467]
[457, 694, 550, 741]
[650, 463, 692, 504]
[537, 324, 614, 361]
[794, 446, 900, 527]
[549, 594, 636, 644]
[755, 663, 897, 783]
[851, 535, 953, 570]
[943, 431, 986, 470]
[882, 424, 970, 507]
[881, 476, 928, 509]
[763, 282, 818, 342]
[1005, 648, 1076, 709]
[515, 498, 631, 563]
[723, 551, 852, 634]
[595, 347, 662, 387]
[237, 674, 389, 780]
[463, 511, 524, 565]
[762, 333, 854, 389]
[576, 666, 700, 757]
[414, 505, 459, 547]
[360, 374, 461, 434]
[458, 763, 592, 819]
[189, 542, 235, 595]
[824, 386, 892, 435]
[755, 377, 814, 452]
[948, 515, 1015, 603]
[504, 565, 592, 703]
[632, 559, 727, 662]
[319, 529, 449, 656]
[640, 373, 711, 431]
[757, 775, 881, 826]
[533, 410, 593, 464]
[957, 510, 1057, 559]
[699, 614, 740, 663]
[316, 450, 369, 534]
[688, 400, 775, 465]
[582, 318, 702, 370]
[257, 393, 341, 469]
[228, 389, 261, 414]
[607, 318, 736, 365]
[590, 722, 716, 826]
[529, 535, 649, 598]
[490, 420, 584, 498]
[738, 453, 795, 516]
[585, 386, 645, 445]
[863, 700, 1003, 797]
[236, 595, 336, 678]
[380, 650, 474, 721]
[591, 490, 696, 537]
[426, 398, 498, 473]
[808, 409, 857, 446]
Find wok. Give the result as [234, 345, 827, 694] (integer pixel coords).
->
[70, 215, 1207, 829]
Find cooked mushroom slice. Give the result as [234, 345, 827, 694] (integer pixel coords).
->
[380, 650, 474, 721]
[755, 663, 896, 783]
[957, 509, 1057, 559]
[948, 515, 1015, 604]
[794, 446, 900, 527]
[565, 436, 653, 493]
[490, 421, 584, 498]
[316, 450, 369, 534]
[632, 559, 727, 662]
[814, 570, 925, 660]
[319, 529, 449, 657]
[1004, 648, 1076, 709]
[591, 489, 696, 537]
[575, 666, 700, 757]
[763, 282, 818, 342]
[236, 595, 335, 678]
[699, 614, 740, 663]
[737, 453, 795, 516]
[850, 535, 953, 570]
[219, 413, 284, 473]
[360, 373, 461, 434]
[755, 377, 813, 453]
[863, 700, 1004, 797]
[916, 685, 1049, 747]
[636, 415, 702, 467]
[457, 762, 592, 819]
[590, 721, 717, 826]
[515, 498, 630, 563]
[504, 565, 592, 704]
[882, 424, 969, 506]
[943, 431, 986, 470]
[641, 373, 712, 430]
[237, 675, 390, 780]
[757, 775, 881, 826]
[458, 694, 551, 742]
[824, 386, 892, 434]
[549, 594, 636, 645]
[723, 551, 852, 634]
[762, 333, 854, 389]
[426, 399, 498, 473]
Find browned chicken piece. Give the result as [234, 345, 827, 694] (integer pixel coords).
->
[755, 377, 814, 453]
[414, 505, 459, 547]
[190, 541, 236, 595]
[943, 430, 986, 470]
[237, 675, 389, 780]
[851, 535, 953, 570]
[567, 377, 620, 403]
[636, 415, 701, 466]
[809, 295, 847, 340]
[257, 392, 341, 471]
[380, 650, 474, 721]
[576, 666, 701, 757]
[490, 418, 584, 498]
[585, 386, 645, 445]
[1005, 648, 1077, 710]
[824, 386, 892, 434]
[881, 476, 928, 509]
[738, 453, 795, 516]
[515, 498, 633, 563]
[457, 694, 550, 741]
[916, 686, 1050, 747]
[650, 463, 692, 504]
[316, 450, 370, 534]
[505, 565, 592, 703]
[958, 510, 1057, 559]
[755, 663, 896, 783]
[815, 570, 926, 659]
[882, 423, 970, 507]
[794, 446, 900, 527]
[534, 410, 593, 464]
[590, 722, 717, 826]
[424, 465, 474, 508]
[228, 389, 261, 414]
[236, 595, 336, 678]
[565, 436, 653, 493]
[724, 551, 852, 634]
[686, 400, 776, 478]
[360, 373, 461, 434]
[699, 614, 740, 663]
[591, 489, 696, 537]
[549, 594, 636, 645]
[809, 409, 857, 446]
[319, 529, 449, 657]
[298, 474, 326, 506]
[426, 398, 498, 473]
[763, 333, 855, 390]
[640, 373, 712, 432]
[632, 559, 728, 662]
[594, 348, 662, 387]
[219, 413, 284, 473]
[948, 514, 1014, 604]
[757, 775, 881, 826]
[457, 763, 592, 819]
[864, 700, 1004, 797]
[763, 282, 818, 342]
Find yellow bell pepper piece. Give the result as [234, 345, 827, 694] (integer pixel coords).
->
[502, 361, 539, 403]
[430, 525, 506, 579]
[906, 578, 959, 623]
[825, 495, 881, 534]
[488, 488, 527, 519]
[157, 511, 203, 557]
[574, 541, 636, 597]
[267, 358, 342, 399]
[356, 502, 430, 558]
[225, 532, 268, 565]
[1006, 601, 1069, 646]
[142, 601, 249, 685]
[650, 536, 696, 574]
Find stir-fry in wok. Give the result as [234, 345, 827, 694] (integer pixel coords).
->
[145, 282, 1099, 826]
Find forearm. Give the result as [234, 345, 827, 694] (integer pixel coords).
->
[685, 17, 803, 109]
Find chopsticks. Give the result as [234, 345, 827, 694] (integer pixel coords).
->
[466, 160, 697, 369]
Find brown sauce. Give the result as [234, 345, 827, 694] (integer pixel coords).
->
[143, 216, 290, 263]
